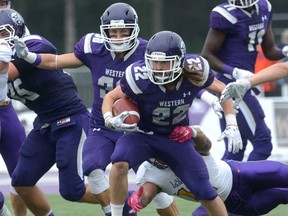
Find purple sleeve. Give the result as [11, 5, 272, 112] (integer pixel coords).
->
[74, 33, 104, 64]
[210, 6, 234, 32]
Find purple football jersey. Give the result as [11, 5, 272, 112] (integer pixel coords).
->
[211, 0, 272, 72]
[120, 54, 215, 134]
[74, 33, 148, 128]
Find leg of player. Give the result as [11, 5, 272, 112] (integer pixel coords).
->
[14, 186, 53, 216]
[109, 161, 129, 216]
[10, 188, 27, 216]
[78, 184, 101, 204]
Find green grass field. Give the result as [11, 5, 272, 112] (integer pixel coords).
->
[5, 194, 288, 215]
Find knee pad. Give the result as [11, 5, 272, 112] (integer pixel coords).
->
[152, 192, 174, 209]
[88, 169, 109, 194]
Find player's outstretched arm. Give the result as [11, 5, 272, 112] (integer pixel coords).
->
[220, 62, 288, 106]
[13, 36, 82, 69]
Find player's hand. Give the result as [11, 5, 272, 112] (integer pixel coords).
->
[13, 36, 38, 64]
[128, 186, 143, 213]
[282, 46, 288, 57]
[232, 68, 260, 96]
[218, 125, 243, 154]
[232, 67, 254, 80]
[105, 111, 137, 131]
[220, 79, 251, 109]
[13, 36, 29, 58]
[169, 126, 194, 143]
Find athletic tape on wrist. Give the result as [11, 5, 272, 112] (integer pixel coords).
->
[103, 111, 113, 121]
[225, 114, 237, 125]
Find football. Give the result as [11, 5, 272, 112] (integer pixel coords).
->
[112, 98, 140, 124]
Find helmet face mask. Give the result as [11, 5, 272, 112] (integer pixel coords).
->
[145, 31, 186, 85]
[100, 3, 140, 52]
[145, 52, 182, 85]
[0, 24, 14, 47]
[228, 0, 259, 8]
[0, 9, 25, 48]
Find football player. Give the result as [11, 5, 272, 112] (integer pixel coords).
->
[0, 8, 100, 216]
[129, 124, 288, 216]
[101, 30, 242, 216]
[13, 3, 180, 216]
[201, 0, 288, 162]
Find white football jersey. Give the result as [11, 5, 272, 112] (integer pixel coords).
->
[136, 154, 233, 202]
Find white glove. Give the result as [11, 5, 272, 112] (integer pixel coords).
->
[13, 36, 37, 64]
[232, 67, 254, 80]
[220, 79, 251, 109]
[200, 91, 223, 119]
[218, 125, 243, 154]
[105, 111, 137, 132]
[282, 46, 288, 57]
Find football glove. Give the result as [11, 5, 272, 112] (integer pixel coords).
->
[128, 186, 143, 213]
[232, 68, 260, 96]
[105, 111, 137, 132]
[13, 36, 38, 64]
[232, 67, 254, 80]
[169, 126, 198, 143]
[218, 125, 243, 154]
[220, 79, 251, 109]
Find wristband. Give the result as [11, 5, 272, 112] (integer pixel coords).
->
[200, 91, 218, 106]
[25, 52, 39, 65]
[225, 114, 237, 125]
[32, 54, 42, 66]
[189, 126, 198, 138]
[103, 111, 113, 122]
[221, 64, 234, 75]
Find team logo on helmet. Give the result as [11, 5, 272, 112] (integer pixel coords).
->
[9, 11, 22, 26]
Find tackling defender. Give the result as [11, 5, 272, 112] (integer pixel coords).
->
[129, 125, 288, 215]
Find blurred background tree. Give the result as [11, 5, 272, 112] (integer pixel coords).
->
[14, 0, 287, 53]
